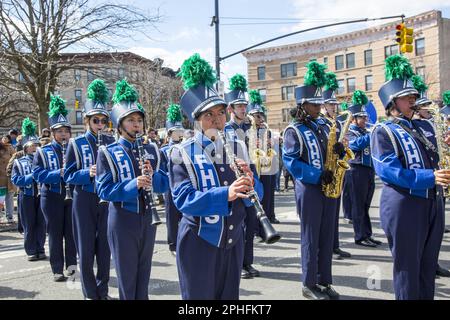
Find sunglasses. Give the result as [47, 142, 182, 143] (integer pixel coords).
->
[92, 118, 108, 125]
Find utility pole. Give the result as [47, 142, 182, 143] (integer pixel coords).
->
[213, 0, 220, 83]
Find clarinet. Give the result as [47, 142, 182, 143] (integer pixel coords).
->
[217, 130, 281, 244]
[61, 139, 73, 203]
[135, 133, 162, 226]
[97, 130, 108, 205]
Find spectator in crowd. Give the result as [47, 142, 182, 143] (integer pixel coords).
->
[7, 149, 25, 233]
[147, 127, 161, 147]
[0, 137, 16, 223]
[8, 129, 19, 149]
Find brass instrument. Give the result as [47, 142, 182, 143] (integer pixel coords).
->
[135, 133, 163, 225]
[62, 139, 73, 203]
[322, 111, 355, 199]
[422, 104, 450, 197]
[248, 115, 277, 176]
[217, 130, 281, 244]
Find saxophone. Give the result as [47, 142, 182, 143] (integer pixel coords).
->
[322, 111, 355, 198]
[422, 103, 450, 197]
[248, 115, 277, 176]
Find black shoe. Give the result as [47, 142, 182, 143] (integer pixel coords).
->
[302, 285, 330, 300]
[37, 253, 47, 260]
[355, 239, 377, 248]
[344, 218, 353, 224]
[100, 295, 117, 300]
[333, 248, 351, 258]
[436, 265, 450, 277]
[53, 273, 67, 282]
[367, 237, 382, 246]
[317, 284, 340, 300]
[241, 268, 253, 279]
[445, 228, 450, 234]
[269, 218, 280, 224]
[27, 254, 39, 262]
[244, 265, 260, 277]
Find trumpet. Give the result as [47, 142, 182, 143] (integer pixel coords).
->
[61, 139, 73, 203]
[135, 133, 162, 226]
[217, 130, 281, 244]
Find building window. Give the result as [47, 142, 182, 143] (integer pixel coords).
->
[365, 75, 373, 91]
[76, 111, 83, 125]
[258, 89, 267, 102]
[104, 68, 113, 78]
[74, 69, 81, 81]
[18, 72, 25, 82]
[257, 66, 265, 80]
[87, 68, 95, 81]
[416, 66, 425, 81]
[415, 38, 425, 56]
[118, 68, 125, 79]
[75, 89, 82, 103]
[364, 50, 373, 66]
[337, 79, 345, 94]
[280, 63, 297, 78]
[281, 86, 295, 101]
[346, 53, 355, 69]
[384, 45, 399, 58]
[335, 55, 344, 71]
[323, 57, 328, 66]
[282, 108, 292, 123]
[347, 78, 356, 93]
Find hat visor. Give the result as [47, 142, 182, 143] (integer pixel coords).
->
[193, 98, 227, 119]
[51, 123, 71, 130]
[298, 98, 324, 105]
[228, 99, 248, 106]
[393, 88, 420, 99]
[85, 110, 110, 118]
[118, 109, 145, 125]
[415, 98, 432, 106]
[167, 125, 184, 133]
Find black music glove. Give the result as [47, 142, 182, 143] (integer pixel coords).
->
[333, 142, 346, 157]
[320, 170, 334, 185]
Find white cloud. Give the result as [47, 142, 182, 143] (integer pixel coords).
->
[128, 46, 214, 71]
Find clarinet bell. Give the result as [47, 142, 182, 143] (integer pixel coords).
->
[151, 207, 162, 226]
[259, 216, 281, 244]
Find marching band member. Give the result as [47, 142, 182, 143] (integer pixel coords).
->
[160, 103, 184, 255]
[322, 72, 351, 260]
[224, 74, 260, 279]
[283, 61, 344, 300]
[339, 102, 353, 224]
[96, 79, 169, 300]
[247, 90, 278, 225]
[169, 54, 263, 299]
[32, 96, 77, 282]
[345, 90, 380, 248]
[64, 79, 114, 300]
[371, 55, 450, 299]
[11, 118, 46, 261]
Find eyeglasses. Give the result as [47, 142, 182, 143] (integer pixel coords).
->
[92, 118, 108, 125]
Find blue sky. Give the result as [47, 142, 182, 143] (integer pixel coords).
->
[125, 0, 450, 87]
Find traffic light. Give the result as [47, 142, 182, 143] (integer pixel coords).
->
[75, 99, 79, 109]
[395, 23, 414, 53]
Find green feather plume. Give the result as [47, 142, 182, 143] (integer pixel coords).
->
[248, 89, 263, 105]
[167, 104, 183, 122]
[443, 91, 450, 105]
[112, 79, 139, 104]
[21, 118, 36, 136]
[87, 79, 109, 103]
[48, 95, 68, 117]
[385, 54, 414, 81]
[229, 74, 247, 91]
[411, 75, 428, 93]
[136, 102, 145, 113]
[304, 61, 327, 87]
[324, 72, 339, 91]
[352, 90, 368, 106]
[177, 53, 216, 90]
[341, 102, 348, 111]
